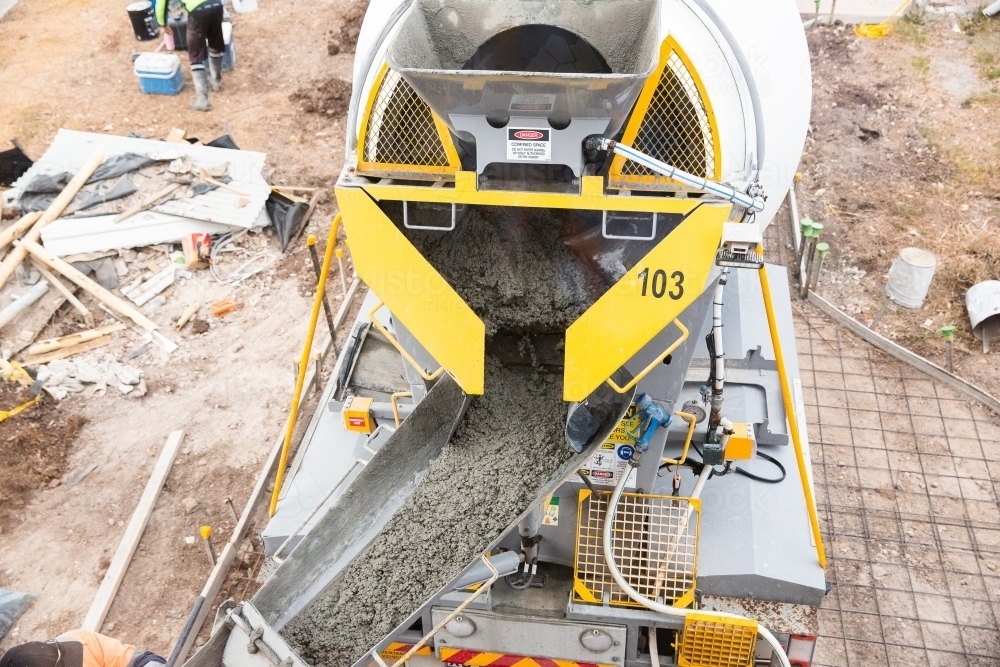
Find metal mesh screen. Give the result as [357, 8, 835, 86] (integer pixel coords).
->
[678, 613, 758, 667]
[618, 51, 715, 182]
[574, 491, 698, 607]
[362, 69, 451, 168]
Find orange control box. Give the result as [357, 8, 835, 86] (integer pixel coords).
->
[343, 395, 376, 434]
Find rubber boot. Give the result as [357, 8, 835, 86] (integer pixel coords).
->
[190, 69, 211, 111]
[208, 54, 223, 92]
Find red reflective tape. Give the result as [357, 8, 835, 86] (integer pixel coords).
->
[533, 659, 560, 667]
[444, 650, 480, 665]
[488, 655, 525, 667]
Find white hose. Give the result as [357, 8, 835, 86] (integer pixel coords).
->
[602, 462, 791, 667]
[648, 627, 660, 667]
[712, 270, 728, 396]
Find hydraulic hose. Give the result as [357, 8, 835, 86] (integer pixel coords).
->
[708, 269, 729, 434]
[602, 461, 791, 667]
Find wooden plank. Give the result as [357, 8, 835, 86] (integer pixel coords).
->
[26, 323, 125, 355]
[30, 259, 92, 324]
[17, 238, 160, 333]
[0, 212, 42, 251]
[22, 335, 112, 366]
[82, 430, 185, 631]
[0, 146, 105, 291]
[115, 182, 183, 224]
[807, 291, 1000, 414]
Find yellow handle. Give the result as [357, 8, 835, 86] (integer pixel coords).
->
[759, 264, 827, 570]
[369, 301, 444, 382]
[270, 214, 341, 517]
[390, 391, 411, 428]
[606, 319, 689, 394]
[661, 411, 697, 466]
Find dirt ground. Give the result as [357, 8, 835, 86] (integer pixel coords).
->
[0, 0, 366, 656]
[795, 15, 1000, 399]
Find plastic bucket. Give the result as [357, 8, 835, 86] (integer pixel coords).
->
[231, 0, 257, 13]
[126, 0, 159, 41]
[885, 247, 937, 309]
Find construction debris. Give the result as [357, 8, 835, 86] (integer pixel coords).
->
[35, 352, 144, 399]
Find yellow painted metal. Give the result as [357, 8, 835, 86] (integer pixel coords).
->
[605, 319, 689, 394]
[758, 264, 827, 569]
[574, 488, 700, 609]
[361, 174, 710, 215]
[336, 186, 485, 394]
[609, 37, 721, 190]
[270, 214, 341, 517]
[564, 205, 729, 402]
[724, 422, 755, 461]
[369, 300, 445, 381]
[661, 411, 697, 467]
[678, 612, 758, 667]
[390, 391, 411, 428]
[356, 63, 460, 180]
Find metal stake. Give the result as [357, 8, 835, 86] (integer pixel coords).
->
[870, 296, 892, 329]
[200, 525, 215, 566]
[941, 325, 955, 373]
[225, 497, 239, 523]
[813, 242, 830, 289]
[306, 234, 339, 356]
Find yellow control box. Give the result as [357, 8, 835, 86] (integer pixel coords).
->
[343, 396, 376, 434]
[725, 422, 756, 461]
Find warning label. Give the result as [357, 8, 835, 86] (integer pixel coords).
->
[509, 94, 556, 112]
[542, 495, 560, 526]
[579, 443, 638, 489]
[507, 128, 551, 162]
[578, 404, 640, 488]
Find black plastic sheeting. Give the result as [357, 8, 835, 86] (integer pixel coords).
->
[0, 144, 32, 186]
[0, 588, 35, 640]
[266, 191, 309, 252]
[206, 134, 240, 150]
[19, 153, 157, 213]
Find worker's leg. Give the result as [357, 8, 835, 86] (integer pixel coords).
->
[185, 2, 221, 111]
[204, 4, 226, 92]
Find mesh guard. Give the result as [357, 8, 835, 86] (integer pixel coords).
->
[609, 39, 720, 191]
[573, 489, 699, 608]
[678, 612, 758, 667]
[357, 66, 459, 181]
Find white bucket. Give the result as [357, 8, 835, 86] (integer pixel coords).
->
[231, 0, 257, 13]
[885, 247, 937, 309]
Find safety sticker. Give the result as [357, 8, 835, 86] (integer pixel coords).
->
[606, 403, 640, 444]
[579, 443, 637, 489]
[509, 93, 556, 112]
[507, 128, 551, 161]
[542, 495, 560, 526]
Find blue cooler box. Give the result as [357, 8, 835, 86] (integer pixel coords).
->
[134, 53, 185, 95]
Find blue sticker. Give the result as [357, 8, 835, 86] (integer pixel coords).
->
[617, 445, 635, 461]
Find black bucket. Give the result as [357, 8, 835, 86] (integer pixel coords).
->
[126, 1, 160, 41]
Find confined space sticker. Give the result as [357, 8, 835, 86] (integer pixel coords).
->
[509, 94, 556, 112]
[507, 128, 551, 161]
[542, 495, 559, 526]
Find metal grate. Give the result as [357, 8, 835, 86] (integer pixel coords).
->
[613, 50, 716, 187]
[574, 490, 698, 607]
[361, 69, 452, 171]
[678, 612, 758, 667]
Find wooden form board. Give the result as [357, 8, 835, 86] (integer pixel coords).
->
[82, 430, 185, 631]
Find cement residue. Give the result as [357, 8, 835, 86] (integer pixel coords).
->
[408, 206, 607, 336]
[280, 359, 571, 666]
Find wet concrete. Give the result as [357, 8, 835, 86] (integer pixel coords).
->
[280, 358, 572, 667]
[408, 205, 608, 337]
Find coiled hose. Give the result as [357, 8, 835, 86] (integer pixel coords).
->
[602, 461, 791, 667]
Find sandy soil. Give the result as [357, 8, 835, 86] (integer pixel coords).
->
[795, 17, 1000, 399]
[0, 0, 365, 656]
